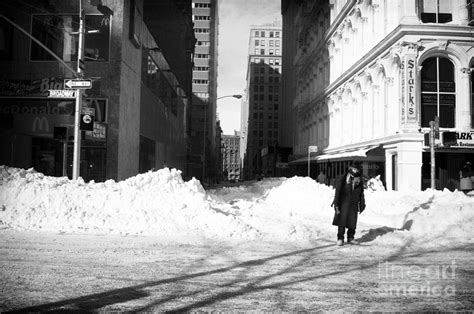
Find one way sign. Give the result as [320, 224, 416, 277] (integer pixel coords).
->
[64, 79, 92, 89]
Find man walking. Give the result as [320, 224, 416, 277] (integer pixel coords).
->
[331, 161, 366, 246]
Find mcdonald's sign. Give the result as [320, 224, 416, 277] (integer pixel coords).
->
[32, 116, 49, 133]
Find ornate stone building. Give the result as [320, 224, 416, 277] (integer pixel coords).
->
[282, 0, 474, 191]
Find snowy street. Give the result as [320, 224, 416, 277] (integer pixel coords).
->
[1, 230, 473, 312]
[1, 166, 474, 311]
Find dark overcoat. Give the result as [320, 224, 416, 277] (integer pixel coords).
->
[332, 173, 366, 229]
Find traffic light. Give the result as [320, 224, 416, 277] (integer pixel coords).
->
[53, 126, 68, 140]
[442, 132, 457, 146]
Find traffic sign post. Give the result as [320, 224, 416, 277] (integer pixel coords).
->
[308, 145, 318, 177]
[72, 4, 86, 181]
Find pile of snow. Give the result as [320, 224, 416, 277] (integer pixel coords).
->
[1, 166, 474, 246]
[0, 166, 257, 240]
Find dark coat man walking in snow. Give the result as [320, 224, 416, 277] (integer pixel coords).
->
[332, 161, 366, 246]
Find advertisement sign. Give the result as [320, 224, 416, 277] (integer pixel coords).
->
[404, 55, 417, 123]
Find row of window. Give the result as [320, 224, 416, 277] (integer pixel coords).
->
[195, 53, 209, 59]
[253, 104, 279, 111]
[254, 49, 281, 56]
[255, 40, 281, 47]
[254, 30, 280, 38]
[194, 92, 209, 99]
[193, 15, 211, 21]
[253, 76, 280, 83]
[197, 41, 211, 46]
[193, 66, 209, 71]
[251, 58, 282, 68]
[252, 130, 279, 137]
[253, 85, 280, 93]
[195, 28, 210, 33]
[253, 65, 281, 74]
[193, 3, 212, 8]
[252, 121, 279, 128]
[253, 112, 279, 119]
[253, 94, 280, 101]
[193, 79, 209, 84]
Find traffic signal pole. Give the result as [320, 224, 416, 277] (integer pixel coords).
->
[72, 2, 85, 180]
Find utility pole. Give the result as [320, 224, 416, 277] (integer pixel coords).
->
[72, 0, 85, 180]
[429, 116, 439, 189]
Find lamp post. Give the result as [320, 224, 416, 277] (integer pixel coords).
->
[202, 94, 242, 184]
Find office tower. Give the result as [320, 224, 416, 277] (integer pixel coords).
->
[241, 22, 282, 180]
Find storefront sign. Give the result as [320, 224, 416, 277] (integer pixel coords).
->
[454, 132, 474, 147]
[85, 122, 107, 142]
[0, 77, 101, 97]
[404, 55, 417, 123]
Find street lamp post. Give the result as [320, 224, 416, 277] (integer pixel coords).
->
[202, 94, 242, 184]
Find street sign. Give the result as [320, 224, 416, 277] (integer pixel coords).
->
[308, 145, 318, 153]
[64, 79, 92, 89]
[48, 89, 77, 98]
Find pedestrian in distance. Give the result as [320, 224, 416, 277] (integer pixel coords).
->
[316, 170, 327, 185]
[459, 165, 473, 194]
[331, 161, 366, 246]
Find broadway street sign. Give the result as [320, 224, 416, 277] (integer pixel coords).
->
[64, 79, 92, 89]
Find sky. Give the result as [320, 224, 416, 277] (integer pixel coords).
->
[217, 0, 282, 135]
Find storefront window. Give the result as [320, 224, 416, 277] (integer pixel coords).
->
[421, 57, 455, 128]
[31, 14, 111, 61]
[419, 0, 452, 23]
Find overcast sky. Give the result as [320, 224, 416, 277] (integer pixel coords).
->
[217, 0, 281, 135]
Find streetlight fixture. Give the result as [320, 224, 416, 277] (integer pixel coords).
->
[217, 94, 242, 100]
[202, 94, 242, 184]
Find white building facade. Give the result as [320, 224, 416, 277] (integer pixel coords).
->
[283, 0, 474, 191]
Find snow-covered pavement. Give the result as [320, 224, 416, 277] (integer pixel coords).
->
[0, 166, 473, 311]
[1, 230, 473, 312]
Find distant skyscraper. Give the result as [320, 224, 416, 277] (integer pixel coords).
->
[241, 22, 282, 180]
[221, 132, 241, 181]
[190, 0, 219, 182]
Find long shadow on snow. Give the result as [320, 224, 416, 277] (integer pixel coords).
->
[358, 195, 435, 243]
[8, 242, 335, 312]
[163, 242, 474, 312]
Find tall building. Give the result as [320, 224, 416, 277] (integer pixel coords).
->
[190, 0, 219, 183]
[282, 0, 474, 191]
[0, 0, 194, 181]
[221, 132, 241, 181]
[241, 22, 283, 180]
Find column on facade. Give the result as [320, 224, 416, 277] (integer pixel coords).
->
[385, 0, 399, 32]
[372, 0, 383, 44]
[352, 81, 363, 142]
[458, 68, 472, 130]
[396, 140, 423, 191]
[383, 52, 402, 135]
[383, 76, 394, 136]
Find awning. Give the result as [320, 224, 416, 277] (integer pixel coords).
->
[316, 146, 377, 161]
[288, 146, 379, 165]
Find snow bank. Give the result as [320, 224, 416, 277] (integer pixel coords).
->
[0, 166, 257, 240]
[1, 166, 473, 246]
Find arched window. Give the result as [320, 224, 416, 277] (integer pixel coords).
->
[420, 57, 455, 128]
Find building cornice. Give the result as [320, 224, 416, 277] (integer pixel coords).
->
[299, 24, 474, 108]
